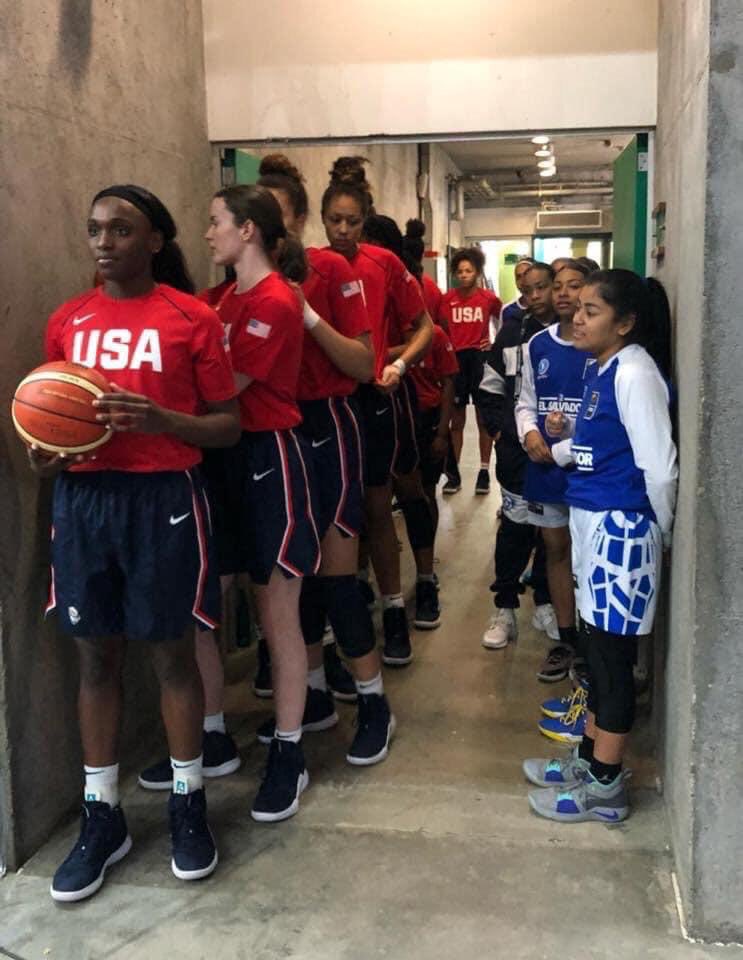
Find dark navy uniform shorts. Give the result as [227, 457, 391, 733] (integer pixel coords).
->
[47, 469, 220, 642]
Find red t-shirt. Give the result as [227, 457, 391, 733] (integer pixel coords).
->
[299, 247, 370, 401]
[438, 287, 502, 352]
[336, 243, 424, 380]
[422, 274, 442, 324]
[224, 272, 303, 431]
[410, 324, 459, 411]
[45, 284, 235, 472]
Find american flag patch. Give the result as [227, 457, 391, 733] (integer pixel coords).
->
[341, 281, 361, 298]
[247, 317, 271, 339]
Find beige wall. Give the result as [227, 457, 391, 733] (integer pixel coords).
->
[1, 0, 213, 868]
[464, 205, 614, 238]
[202, 0, 658, 141]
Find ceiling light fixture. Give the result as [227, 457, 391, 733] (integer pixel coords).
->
[534, 148, 552, 158]
[537, 159, 555, 169]
[531, 135, 551, 145]
[540, 168, 557, 178]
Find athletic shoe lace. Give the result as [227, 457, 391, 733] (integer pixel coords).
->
[561, 700, 586, 730]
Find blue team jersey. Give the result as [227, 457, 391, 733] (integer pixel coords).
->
[566, 348, 671, 520]
[501, 298, 528, 326]
[523, 325, 590, 504]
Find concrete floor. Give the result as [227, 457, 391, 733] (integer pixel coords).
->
[2, 436, 741, 960]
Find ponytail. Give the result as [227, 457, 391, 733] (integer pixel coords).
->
[589, 269, 672, 379]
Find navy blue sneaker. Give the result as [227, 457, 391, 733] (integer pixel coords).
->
[324, 643, 358, 702]
[251, 738, 309, 822]
[346, 693, 396, 766]
[253, 637, 273, 698]
[256, 687, 338, 744]
[169, 788, 218, 880]
[50, 801, 132, 902]
[382, 607, 412, 666]
[138, 730, 241, 790]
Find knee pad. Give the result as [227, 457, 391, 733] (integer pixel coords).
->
[586, 625, 638, 734]
[321, 575, 376, 660]
[299, 576, 327, 647]
[399, 497, 435, 552]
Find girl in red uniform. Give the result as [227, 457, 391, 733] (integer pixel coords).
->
[31, 185, 240, 902]
[252, 153, 397, 764]
[205, 184, 321, 822]
[404, 219, 442, 323]
[321, 157, 432, 664]
[440, 247, 502, 496]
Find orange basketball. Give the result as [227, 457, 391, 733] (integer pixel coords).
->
[12, 361, 113, 455]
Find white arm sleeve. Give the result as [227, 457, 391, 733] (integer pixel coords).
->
[514, 340, 539, 446]
[615, 362, 678, 541]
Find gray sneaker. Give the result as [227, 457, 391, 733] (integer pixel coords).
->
[522, 746, 590, 788]
[528, 771, 630, 823]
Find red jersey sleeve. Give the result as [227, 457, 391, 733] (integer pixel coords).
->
[327, 258, 370, 338]
[388, 261, 425, 334]
[229, 295, 295, 384]
[190, 304, 236, 403]
[433, 328, 460, 377]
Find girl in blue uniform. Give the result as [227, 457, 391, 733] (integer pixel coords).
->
[524, 269, 678, 823]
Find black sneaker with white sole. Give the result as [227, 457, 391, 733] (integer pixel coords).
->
[475, 468, 490, 495]
[253, 638, 273, 698]
[138, 730, 242, 790]
[50, 801, 132, 902]
[251, 738, 309, 822]
[382, 606, 412, 666]
[346, 693, 396, 765]
[324, 643, 358, 702]
[414, 579, 441, 629]
[256, 687, 338, 744]
[169, 788, 218, 880]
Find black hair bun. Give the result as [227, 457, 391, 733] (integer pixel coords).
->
[259, 153, 304, 184]
[405, 218, 426, 240]
[330, 156, 370, 187]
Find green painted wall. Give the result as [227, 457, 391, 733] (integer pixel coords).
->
[236, 150, 261, 184]
[613, 133, 648, 273]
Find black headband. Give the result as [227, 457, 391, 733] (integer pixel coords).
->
[92, 185, 176, 242]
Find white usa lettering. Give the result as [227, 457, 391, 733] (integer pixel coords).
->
[71, 329, 163, 372]
[451, 306, 483, 324]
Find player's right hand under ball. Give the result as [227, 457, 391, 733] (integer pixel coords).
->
[27, 444, 94, 478]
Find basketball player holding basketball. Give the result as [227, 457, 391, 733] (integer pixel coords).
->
[30, 185, 240, 901]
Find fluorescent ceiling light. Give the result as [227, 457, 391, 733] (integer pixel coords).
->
[531, 135, 551, 145]
[537, 159, 555, 169]
[534, 148, 552, 158]
[540, 168, 557, 178]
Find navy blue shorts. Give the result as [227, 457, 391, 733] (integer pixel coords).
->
[200, 446, 244, 577]
[47, 469, 220, 642]
[298, 396, 365, 539]
[239, 429, 321, 585]
[416, 405, 445, 487]
[354, 383, 397, 488]
[391, 377, 420, 477]
[454, 348, 486, 407]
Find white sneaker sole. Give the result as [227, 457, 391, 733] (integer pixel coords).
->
[250, 770, 309, 823]
[346, 715, 397, 767]
[50, 834, 132, 902]
[253, 687, 274, 699]
[138, 754, 243, 790]
[414, 615, 441, 630]
[382, 652, 413, 666]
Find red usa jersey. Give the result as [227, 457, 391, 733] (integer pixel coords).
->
[438, 287, 502, 352]
[45, 284, 235, 472]
[299, 247, 370, 401]
[422, 274, 443, 325]
[410, 324, 459, 411]
[224, 272, 303, 431]
[336, 243, 424, 381]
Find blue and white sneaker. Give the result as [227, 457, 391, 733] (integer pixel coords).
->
[522, 745, 590, 787]
[538, 699, 586, 744]
[169, 788, 218, 880]
[528, 771, 630, 823]
[541, 680, 588, 719]
[50, 801, 132, 902]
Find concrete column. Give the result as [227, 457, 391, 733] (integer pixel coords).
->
[656, 0, 743, 942]
[0, 1, 214, 869]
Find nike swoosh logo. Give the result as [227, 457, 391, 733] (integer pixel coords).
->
[375, 408, 389, 416]
[72, 313, 95, 326]
[253, 468, 275, 481]
[169, 513, 190, 526]
[312, 437, 332, 448]
[594, 810, 620, 821]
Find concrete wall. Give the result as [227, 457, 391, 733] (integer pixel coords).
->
[656, 0, 743, 942]
[464, 205, 615, 238]
[202, 0, 658, 141]
[0, 1, 213, 869]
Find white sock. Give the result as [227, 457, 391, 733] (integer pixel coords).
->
[275, 728, 302, 744]
[203, 712, 226, 735]
[382, 593, 404, 610]
[171, 755, 203, 794]
[417, 573, 435, 583]
[355, 672, 384, 696]
[480, 461, 490, 471]
[84, 763, 119, 807]
[307, 666, 327, 692]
